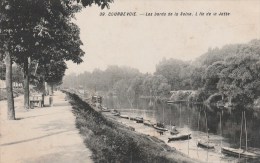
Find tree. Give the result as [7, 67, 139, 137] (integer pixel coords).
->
[190, 67, 205, 90]
[0, 0, 113, 119]
[155, 58, 191, 90]
[218, 53, 260, 106]
[203, 61, 226, 93]
[0, 4, 16, 119]
[5, 50, 15, 119]
[141, 74, 170, 97]
[0, 60, 6, 80]
[37, 60, 67, 95]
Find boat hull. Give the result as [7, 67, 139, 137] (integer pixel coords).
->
[197, 141, 214, 149]
[119, 115, 129, 119]
[221, 147, 258, 159]
[170, 130, 179, 135]
[112, 112, 120, 116]
[153, 125, 168, 132]
[135, 118, 143, 123]
[144, 121, 154, 127]
[168, 134, 191, 142]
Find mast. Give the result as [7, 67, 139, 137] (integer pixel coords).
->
[179, 103, 182, 126]
[204, 106, 209, 162]
[220, 109, 223, 148]
[244, 111, 248, 151]
[163, 105, 165, 123]
[239, 111, 244, 150]
[198, 106, 201, 131]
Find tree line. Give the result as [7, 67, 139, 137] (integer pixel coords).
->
[63, 39, 260, 107]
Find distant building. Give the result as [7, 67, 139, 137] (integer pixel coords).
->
[0, 80, 23, 89]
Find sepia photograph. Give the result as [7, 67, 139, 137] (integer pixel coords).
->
[0, 0, 260, 163]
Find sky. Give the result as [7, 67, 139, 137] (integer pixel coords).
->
[66, 0, 260, 74]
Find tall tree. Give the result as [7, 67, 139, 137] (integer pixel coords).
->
[0, 0, 113, 118]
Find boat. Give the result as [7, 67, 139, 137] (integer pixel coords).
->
[111, 110, 120, 116]
[242, 147, 260, 157]
[197, 140, 215, 149]
[169, 125, 179, 135]
[170, 130, 179, 135]
[153, 123, 168, 132]
[129, 117, 135, 121]
[100, 106, 110, 112]
[143, 120, 154, 127]
[168, 133, 191, 142]
[134, 117, 143, 123]
[119, 114, 129, 119]
[101, 109, 110, 112]
[221, 147, 258, 159]
[197, 108, 215, 149]
[113, 112, 120, 116]
[221, 111, 259, 159]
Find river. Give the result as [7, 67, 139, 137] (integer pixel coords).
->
[103, 96, 260, 163]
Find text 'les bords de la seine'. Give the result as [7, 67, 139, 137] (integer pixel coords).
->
[100, 12, 230, 17]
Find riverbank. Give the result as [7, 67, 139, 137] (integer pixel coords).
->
[66, 92, 199, 163]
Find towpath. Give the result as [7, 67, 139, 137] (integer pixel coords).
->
[0, 91, 93, 163]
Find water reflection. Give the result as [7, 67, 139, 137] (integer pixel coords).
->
[103, 97, 260, 162]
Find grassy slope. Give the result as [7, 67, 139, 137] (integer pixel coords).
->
[66, 92, 199, 163]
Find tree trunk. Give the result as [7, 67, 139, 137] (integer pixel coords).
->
[23, 57, 30, 109]
[51, 84, 54, 95]
[47, 83, 53, 96]
[5, 52, 15, 120]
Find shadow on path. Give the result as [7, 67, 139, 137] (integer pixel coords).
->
[15, 111, 66, 120]
[0, 130, 72, 147]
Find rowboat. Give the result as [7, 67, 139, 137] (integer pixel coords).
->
[100, 109, 110, 112]
[111, 110, 120, 116]
[168, 133, 191, 142]
[242, 147, 260, 157]
[100, 106, 110, 112]
[113, 112, 120, 116]
[170, 130, 179, 135]
[143, 120, 154, 127]
[221, 147, 259, 159]
[153, 124, 168, 132]
[197, 140, 215, 149]
[119, 114, 129, 119]
[129, 117, 135, 120]
[134, 117, 143, 123]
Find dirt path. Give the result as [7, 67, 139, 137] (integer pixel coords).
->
[0, 91, 93, 163]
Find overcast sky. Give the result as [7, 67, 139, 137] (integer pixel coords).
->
[66, 0, 260, 74]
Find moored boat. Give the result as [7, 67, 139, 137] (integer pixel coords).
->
[197, 140, 215, 149]
[170, 130, 179, 135]
[221, 147, 258, 159]
[101, 109, 110, 112]
[153, 123, 168, 132]
[100, 106, 110, 112]
[119, 114, 129, 119]
[168, 133, 191, 142]
[134, 117, 143, 123]
[129, 117, 135, 120]
[111, 110, 120, 116]
[143, 120, 154, 127]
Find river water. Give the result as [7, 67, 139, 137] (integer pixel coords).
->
[103, 97, 260, 163]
